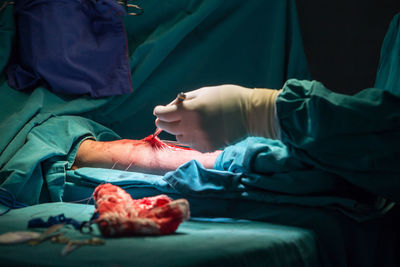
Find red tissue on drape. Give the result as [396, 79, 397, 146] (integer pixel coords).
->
[93, 183, 190, 236]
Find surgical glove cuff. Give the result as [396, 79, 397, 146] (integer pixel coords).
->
[247, 89, 282, 139]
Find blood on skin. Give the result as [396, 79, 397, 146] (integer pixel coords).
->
[142, 135, 192, 151]
[72, 134, 219, 173]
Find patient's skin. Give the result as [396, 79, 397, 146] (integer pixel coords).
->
[72, 135, 221, 175]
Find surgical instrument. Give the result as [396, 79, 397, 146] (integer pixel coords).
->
[153, 92, 187, 138]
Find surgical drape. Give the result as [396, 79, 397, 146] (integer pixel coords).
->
[0, 0, 309, 204]
[208, 12, 400, 212]
[276, 79, 400, 202]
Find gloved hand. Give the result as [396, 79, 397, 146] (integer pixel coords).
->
[153, 85, 281, 152]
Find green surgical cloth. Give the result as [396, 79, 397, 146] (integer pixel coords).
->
[0, 0, 310, 204]
[276, 79, 400, 202]
[274, 13, 400, 202]
[375, 13, 400, 94]
[211, 12, 400, 219]
[213, 137, 392, 221]
[0, 203, 320, 267]
[0, 112, 119, 205]
[95, 0, 311, 139]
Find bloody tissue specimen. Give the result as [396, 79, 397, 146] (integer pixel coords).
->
[93, 183, 190, 236]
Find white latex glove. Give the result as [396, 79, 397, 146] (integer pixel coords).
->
[153, 85, 281, 152]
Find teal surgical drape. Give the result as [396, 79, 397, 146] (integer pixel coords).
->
[0, 0, 309, 204]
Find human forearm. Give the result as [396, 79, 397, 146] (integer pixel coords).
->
[72, 136, 221, 174]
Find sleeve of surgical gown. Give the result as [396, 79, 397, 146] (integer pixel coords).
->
[276, 79, 400, 202]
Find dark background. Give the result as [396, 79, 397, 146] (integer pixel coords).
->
[296, 0, 400, 94]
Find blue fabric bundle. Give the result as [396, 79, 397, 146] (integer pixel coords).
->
[7, 0, 132, 97]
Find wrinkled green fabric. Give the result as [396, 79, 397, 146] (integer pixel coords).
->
[0, 203, 319, 267]
[213, 137, 393, 221]
[0, 115, 119, 205]
[276, 79, 400, 202]
[0, 0, 310, 204]
[375, 13, 400, 94]
[100, 0, 310, 139]
[272, 12, 400, 203]
[61, 167, 400, 266]
[210, 12, 400, 218]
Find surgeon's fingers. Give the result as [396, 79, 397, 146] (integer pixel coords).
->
[183, 86, 216, 99]
[153, 104, 181, 122]
[155, 119, 183, 135]
[181, 89, 199, 100]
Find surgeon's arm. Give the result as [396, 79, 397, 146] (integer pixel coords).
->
[276, 78, 400, 155]
[276, 78, 400, 202]
[72, 137, 221, 175]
